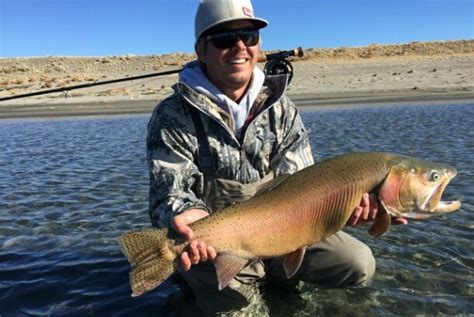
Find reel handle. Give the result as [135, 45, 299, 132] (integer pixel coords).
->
[258, 47, 304, 62]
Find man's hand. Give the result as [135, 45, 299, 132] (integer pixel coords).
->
[348, 193, 408, 227]
[172, 208, 217, 271]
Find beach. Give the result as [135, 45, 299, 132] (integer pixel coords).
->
[0, 40, 473, 118]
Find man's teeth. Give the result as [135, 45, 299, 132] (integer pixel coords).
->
[229, 59, 246, 64]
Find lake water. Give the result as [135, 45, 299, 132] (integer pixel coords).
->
[1, 103, 473, 316]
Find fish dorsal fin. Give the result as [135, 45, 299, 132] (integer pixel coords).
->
[368, 212, 392, 238]
[214, 254, 248, 290]
[283, 247, 307, 278]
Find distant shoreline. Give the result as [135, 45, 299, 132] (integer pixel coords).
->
[291, 90, 474, 108]
[1, 40, 473, 119]
[0, 89, 472, 120]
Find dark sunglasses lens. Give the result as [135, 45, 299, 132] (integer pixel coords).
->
[212, 33, 239, 49]
[209, 30, 259, 49]
[240, 30, 259, 47]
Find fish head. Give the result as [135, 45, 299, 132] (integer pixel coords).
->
[378, 156, 461, 220]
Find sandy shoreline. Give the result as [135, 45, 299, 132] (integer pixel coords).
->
[0, 90, 473, 120]
[1, 40, 473, 119]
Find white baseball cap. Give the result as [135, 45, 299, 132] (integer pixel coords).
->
[195, 0, 268, 41]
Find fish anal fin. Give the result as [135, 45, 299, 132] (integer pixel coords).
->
[283, 247, 306, 278]
[368, 212, 392, 238]
[214, 254, 248, 291]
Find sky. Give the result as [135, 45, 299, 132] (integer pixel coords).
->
[0, 0, 473, 57]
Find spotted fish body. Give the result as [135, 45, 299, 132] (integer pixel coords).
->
[120, 152, 460, 297]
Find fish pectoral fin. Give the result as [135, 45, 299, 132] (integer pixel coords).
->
[214, 254, 249, 291]
[368, 212, 391, 238]
[283, 247, 307, 278]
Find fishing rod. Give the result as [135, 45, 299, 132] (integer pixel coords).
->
[0, 47, 304, 102]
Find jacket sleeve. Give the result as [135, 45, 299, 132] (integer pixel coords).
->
[269, 96, 314, 175]
[147, 100, 209, 228]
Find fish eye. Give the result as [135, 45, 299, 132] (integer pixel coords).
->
[430, 171, 441, 182]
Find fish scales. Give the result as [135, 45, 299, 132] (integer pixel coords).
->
[192, 153, 389, 259]
[303, 156, 382, 238]
[119, 152, 461, 297]
[172, 154, 384, 275]
[194, 198, 302, 258]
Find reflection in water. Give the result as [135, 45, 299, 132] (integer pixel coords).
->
[0, 104, 473, 316]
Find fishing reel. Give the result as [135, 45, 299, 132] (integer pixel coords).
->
[261, 47, 304, 85]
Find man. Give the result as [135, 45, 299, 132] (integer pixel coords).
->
[147, 0, 400, 314]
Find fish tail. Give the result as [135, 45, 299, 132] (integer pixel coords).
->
[119, 228, 177, 297]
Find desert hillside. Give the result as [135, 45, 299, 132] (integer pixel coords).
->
[0, 40, 473, 111]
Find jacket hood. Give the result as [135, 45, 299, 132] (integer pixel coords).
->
[174, 70, 290, 118]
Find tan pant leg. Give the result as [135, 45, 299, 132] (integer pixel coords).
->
[267, 231, 376, 288]
[179, 261, 268, 316]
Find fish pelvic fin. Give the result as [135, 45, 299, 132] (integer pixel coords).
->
[214, 253, 249, 290]
[119, 228, 177, 297]
[368, 212, 392, 238]
[283, 247, 307, 278]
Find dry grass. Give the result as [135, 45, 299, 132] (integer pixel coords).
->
[0, 64, 31, 74]
[303, 40, 474, 61]
[0, 39, 472, 99]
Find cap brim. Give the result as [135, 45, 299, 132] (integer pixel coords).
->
[197, 17, 268, 41]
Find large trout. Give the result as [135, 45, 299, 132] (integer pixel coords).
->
[119, 152, 461, 297]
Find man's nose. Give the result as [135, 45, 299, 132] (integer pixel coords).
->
[233, 38, 246, 50]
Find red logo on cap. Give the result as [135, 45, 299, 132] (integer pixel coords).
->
[242, 7, 253, 17]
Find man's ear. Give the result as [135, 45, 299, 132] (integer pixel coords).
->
[195, 40, 206, 64]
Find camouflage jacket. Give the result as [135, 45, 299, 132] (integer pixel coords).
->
[147, 74, 314, 228]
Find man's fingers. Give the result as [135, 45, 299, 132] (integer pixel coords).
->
[349, 193, 408, 227]
[172, 209, 211, 242]
[197, 242, 208, 262]
[180, 252, 192, 271]
[349, 193, 379, 227]
[173, 210, 217, 270]
[369, 194, 378, 221]
[207, 246, 217, 260]
[180, 241, 215, 270]
[393, 217, 408, 225]
[172, 215, 193, 240]
[349, 206, 363, 226]
[356, 193, 370, 224]
[189, 241, 200, 265]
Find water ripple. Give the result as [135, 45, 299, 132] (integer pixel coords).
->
[1, 105, 473, 315]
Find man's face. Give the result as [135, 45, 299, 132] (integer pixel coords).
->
[196, 20, 260, 99]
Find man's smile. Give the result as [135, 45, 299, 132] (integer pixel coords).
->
[227, 57, 248, 65]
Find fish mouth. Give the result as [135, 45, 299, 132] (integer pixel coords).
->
[431, 199, 462, 212]
[404, 199, 462, 220]
[406, 177, 462, 220]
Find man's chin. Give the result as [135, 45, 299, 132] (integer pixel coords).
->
[226, 74, 252, 87]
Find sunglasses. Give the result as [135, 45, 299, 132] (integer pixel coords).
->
[204, 29, 259, 49]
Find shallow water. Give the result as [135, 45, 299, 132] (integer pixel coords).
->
[0, 104, 473, 316]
